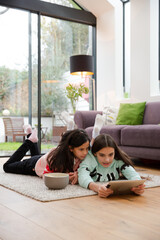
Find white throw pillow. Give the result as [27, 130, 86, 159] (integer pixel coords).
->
[103, 106, 119, 125]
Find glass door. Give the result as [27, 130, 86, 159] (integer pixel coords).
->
[40, 16, 93, 153]
[0, 6, 93, 156]
[0, 7, 40, 156]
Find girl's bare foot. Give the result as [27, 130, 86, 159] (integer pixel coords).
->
[28, 129, 38, 143]
[23, 124, 32, 135]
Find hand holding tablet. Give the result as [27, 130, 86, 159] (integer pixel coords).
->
[106, 179, 146, 195]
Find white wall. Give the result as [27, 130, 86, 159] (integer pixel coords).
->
[77, 0, 160, 108]
[130, 0, 160, 102]
[97, 7, 116, 109]
[150, 0, 159, 96]
[97, 2, 124, 109]
[77, 0, 123, 109]
[130, 0, 150, 101]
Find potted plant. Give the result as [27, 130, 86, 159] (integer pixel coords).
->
[65, 82, 89, 114]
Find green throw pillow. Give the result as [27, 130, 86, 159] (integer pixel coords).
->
[116, 102, 146, 125]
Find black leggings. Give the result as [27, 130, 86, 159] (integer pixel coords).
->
[3, 139, 41, 176]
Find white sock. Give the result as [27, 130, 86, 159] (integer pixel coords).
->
[92, 114, 104, 139]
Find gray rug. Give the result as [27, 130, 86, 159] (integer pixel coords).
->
[0, 160, 160, 202]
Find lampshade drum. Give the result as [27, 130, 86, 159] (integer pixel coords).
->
[70, 55, 94, 75]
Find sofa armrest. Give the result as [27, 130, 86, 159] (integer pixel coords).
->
[74, 110, 103, 129]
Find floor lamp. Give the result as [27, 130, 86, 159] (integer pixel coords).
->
[70, 54, 95, 110]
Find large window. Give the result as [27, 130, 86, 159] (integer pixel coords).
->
[40, 16, 93, 144]
[124, 1, 130, 98]
[0, 9, 29, 116]
[0, 8, 38, 155]
[40, 0, 82, 9]
[41, 15, 92, 113]
[0, 1, 96, 156]
[123, 0, 159, 98]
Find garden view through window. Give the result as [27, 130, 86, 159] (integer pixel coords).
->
[0, 6, 93, 156]
[40, 0, 82, 9]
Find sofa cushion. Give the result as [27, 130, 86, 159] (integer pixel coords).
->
[143, 101, 160, 124]
[121, 125, 160, 148]
[120, 146, 160, 161]
[74, 111, 102, 129]
[85, 125, 126, 145]
[116, 102, 146, 125]
[103, 106, 119, 125]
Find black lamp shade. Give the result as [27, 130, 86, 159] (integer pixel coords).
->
[70, 55, 94, 76]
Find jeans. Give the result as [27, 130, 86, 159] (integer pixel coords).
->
[3, 139, 41, 176]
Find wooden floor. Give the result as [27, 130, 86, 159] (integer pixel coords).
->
[1, 159, 160, 240]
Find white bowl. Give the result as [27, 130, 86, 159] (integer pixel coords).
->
[44, 173, 69, 189]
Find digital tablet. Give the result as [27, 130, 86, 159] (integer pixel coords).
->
[106, 179, 146, 195]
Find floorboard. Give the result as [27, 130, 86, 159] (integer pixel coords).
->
[0, 160, 160, 240]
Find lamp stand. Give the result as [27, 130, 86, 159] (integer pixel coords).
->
[92, 78, 96, 110]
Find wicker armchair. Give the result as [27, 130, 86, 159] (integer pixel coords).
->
[3, 117, 27, 142]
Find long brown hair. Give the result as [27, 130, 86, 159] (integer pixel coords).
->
[91, 134, 134, 167]
[47, 129, 90, 172]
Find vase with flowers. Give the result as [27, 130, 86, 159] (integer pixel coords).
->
[66, 82, 89, 114]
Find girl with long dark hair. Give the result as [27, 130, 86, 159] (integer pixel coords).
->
[78, 134, 145, 197]
[3, 126, 90, 185]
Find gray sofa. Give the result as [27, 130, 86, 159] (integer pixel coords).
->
[74, 102, 160, 162]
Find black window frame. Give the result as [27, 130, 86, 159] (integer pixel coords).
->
[120, 0, 130, 95]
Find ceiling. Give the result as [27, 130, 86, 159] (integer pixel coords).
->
[75, 0, 113, 17]
[76, 0, 129, 17]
